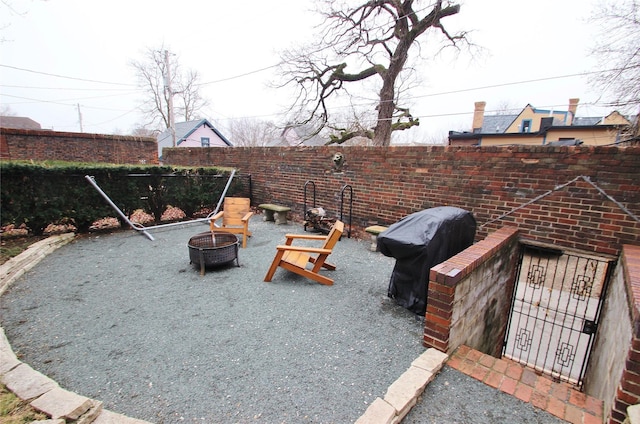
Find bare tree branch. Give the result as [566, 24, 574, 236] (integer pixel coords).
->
[589, 0, 640, 113]
[130, 46, 209, 132]
[278, 0, 466, 146]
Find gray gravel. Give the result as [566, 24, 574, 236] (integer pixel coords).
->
[1, 216, 566, 424]
[404, 366, 566, 424]
[1, 217, 425, 423]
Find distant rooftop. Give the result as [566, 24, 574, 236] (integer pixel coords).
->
[0, 116, 42, 130]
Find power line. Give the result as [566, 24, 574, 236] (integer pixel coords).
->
[1, 93, 134, 112]
[0, 83, 140, 92]
[197, 64, 281, 86]
[0, 64, 136, 86]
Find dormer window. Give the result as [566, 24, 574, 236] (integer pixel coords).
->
[521, 119, 532, 133]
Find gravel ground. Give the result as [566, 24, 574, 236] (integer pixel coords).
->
[404, 366, 565, 424]
[1, 216, 566, 424]
[1, 217, 425, 423]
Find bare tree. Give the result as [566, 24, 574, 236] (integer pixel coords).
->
[278, 0, 467, 146]
[0, 104, 16, 116]
[590, 0, 640, 113]
[130, 125, 160, 138]
[130, 46, 209, 131]
[226, 117, 281, 147]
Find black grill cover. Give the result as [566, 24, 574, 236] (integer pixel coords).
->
[377, 206, 476, 315]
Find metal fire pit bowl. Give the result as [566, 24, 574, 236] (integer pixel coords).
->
[188, 231, 239, 276]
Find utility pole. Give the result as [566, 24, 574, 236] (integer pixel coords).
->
[163, 49, 176, 147]
[77, 103, 83, 132]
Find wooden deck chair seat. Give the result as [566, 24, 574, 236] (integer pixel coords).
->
[209, 197, 254, 248]
[264, 220, 344, 286]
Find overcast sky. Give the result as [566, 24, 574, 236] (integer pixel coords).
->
[0, 0, 621, 143]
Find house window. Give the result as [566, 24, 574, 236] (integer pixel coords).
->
[521, 119, 532, 133]
[201, 137, 210, 147]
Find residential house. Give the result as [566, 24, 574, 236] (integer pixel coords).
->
[448, 99, 632, 146]
[0, 116, 43, 130]
[157, 119, 232, 161]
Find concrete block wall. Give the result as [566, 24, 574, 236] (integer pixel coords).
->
[584, 246, 633, 423]
[424, 226, 520, 355]
[164, 145, 640, 257]
[0, 128, 158, 164]
[604, 244, 640, 424]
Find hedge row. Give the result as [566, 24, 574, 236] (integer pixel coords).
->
[0, 162, 249, 235]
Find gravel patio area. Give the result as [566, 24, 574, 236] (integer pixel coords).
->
[1, 215, 569, 423]
[1, 216, 426, 423]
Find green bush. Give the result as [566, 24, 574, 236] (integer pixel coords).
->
[0, 161, 248, 235]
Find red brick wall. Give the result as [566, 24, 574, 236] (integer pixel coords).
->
[0, 127, 158, 164]
[165, 145, 640, 257]
[426, 227, 520, 354]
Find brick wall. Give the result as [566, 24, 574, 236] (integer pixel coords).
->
[425, 227, 520, 355]
[165, 145, 640, 257]
[0, 127, 158, 164]
[425, 232, 640, 423]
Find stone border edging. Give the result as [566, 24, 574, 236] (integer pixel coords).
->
[0, 233, 75, 296]
[0, 232, 448, 424]
[355, 348, 448, 424]
[0, 233, 153, 424]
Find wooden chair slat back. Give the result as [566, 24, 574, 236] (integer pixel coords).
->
[322, 221, 344, 250]
[223, 197, 250, 226]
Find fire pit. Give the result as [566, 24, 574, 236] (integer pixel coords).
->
[188, 231, 239, 275]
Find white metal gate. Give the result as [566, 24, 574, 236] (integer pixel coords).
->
[503, 245, 614, 389]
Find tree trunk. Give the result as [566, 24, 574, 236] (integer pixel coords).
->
[373, 77, 396, 146]
[373, 37, 412, 146]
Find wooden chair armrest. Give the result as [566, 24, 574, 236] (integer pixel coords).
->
[241, 211, 254, 222]
[275, 245, 332, 254]
[210, 211, 224, 221]
[284, 234, 328, 241]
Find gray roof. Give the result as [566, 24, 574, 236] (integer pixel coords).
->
[572, 117, 602, 126]
[279, 124, 327, 146]
[0, 116, 42, 130]
[479, 115, 517, 133]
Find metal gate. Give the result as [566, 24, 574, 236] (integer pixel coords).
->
[503, 245, 615, 389]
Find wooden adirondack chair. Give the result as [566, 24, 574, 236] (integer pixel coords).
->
[209, 197, 254, 248]
[264, 220, 344, 286]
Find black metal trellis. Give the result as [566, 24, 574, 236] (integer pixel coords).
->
[340, 184, 353, 238]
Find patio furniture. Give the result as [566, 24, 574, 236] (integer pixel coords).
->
[378, 207, 476, 315]
[209, 197, 253, 248]
[258, 203, 291, 225]
[365, 225, 388, 252]
[264, 220, 344, 286]
[188, 232, 240, 276]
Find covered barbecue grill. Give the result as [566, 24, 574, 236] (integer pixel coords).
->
[377, 206, 476, 315]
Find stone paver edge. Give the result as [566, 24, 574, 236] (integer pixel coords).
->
[0, 232, 448, 424]
[0, 233, 155, 424]
[355, 348, 448, 424]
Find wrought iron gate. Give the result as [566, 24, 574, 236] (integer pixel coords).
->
[503, 245, 614, 389]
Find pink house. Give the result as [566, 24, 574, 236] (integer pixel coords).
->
[157, 119, 232, 161]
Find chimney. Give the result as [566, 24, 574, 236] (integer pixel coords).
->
[567, 98, 579, 125]
[472, 101, 486, 133]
